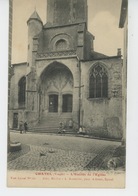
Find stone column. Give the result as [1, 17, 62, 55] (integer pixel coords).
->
[58, 92, 62, 115]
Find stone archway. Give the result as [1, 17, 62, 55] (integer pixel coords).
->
[39, 62, 74, 125]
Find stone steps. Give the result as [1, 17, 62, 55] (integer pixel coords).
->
[32, 127, 76, 134]
[33, 127, 59, 132]
[34, 114, 73, 132]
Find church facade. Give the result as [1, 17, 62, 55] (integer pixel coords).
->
[9, 0, 123, 139]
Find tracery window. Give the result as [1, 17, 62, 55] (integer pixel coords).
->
[89, 64, 108, 98]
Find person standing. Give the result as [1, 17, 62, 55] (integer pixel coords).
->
[19, 121, 24, 134]
[24, 122, 28, 133]
[68, 119, 73, 129]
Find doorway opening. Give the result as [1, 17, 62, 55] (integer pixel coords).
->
[49, 94, 58, 113]
[62, 94, 72, 113]
[13, 113, 18, 129]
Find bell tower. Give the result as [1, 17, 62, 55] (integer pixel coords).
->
[47, 0, 88, 26]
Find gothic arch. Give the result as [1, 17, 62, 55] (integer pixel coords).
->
[50, 33, 74, 51]
[38, 61, 74, 92]
[38, 62, 74, 114]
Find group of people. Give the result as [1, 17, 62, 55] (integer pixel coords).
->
[19, 121, 28, 134]
[57, 120, 86, 135]
[77, 126, 86, 135]
[19, 120, 86, 135]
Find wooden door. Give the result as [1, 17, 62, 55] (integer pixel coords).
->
[49, 95, 58, 113]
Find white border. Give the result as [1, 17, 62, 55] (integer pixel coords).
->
[0, 0, 9, 191]
[0, 0, 138, 195]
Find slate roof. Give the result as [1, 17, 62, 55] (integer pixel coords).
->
[27, 11, 43, 24]
[90, 51, 109, 60]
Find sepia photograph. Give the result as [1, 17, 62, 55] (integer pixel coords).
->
[7, 0, 127, 188]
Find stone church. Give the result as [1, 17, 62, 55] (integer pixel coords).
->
[9, 0, 123, 139]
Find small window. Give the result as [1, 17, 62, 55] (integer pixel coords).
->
[89, 64, 108, 98]
[55, 39, 67, 50]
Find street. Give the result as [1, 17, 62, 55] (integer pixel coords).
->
[8, 132, 120, 171]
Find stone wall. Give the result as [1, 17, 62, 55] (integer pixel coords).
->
[10, 57, 123, 139]
[10, 63, 27, 109]
[37, 23, 93, 60]
[9, 63, 27, 129]
[38, 25, 80, 54]
[9, 110, 25, 130]
[81, 58, 123, 138]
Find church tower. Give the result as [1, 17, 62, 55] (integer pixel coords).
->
[27, 11, 43, 69]
[47, 0, 88, 27]
[40, 0, 93, 60]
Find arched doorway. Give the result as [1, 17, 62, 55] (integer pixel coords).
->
[39, 62, 74, 119]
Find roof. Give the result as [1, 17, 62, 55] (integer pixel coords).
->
[90, 51, 109, 60]
[83, 51, 121, 61]
[119, 0, 128, 28]
[27, 11, 43, 24]
[12, 62, 27, 67]
[86, 31, 95, 39]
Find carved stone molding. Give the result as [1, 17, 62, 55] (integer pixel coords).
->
[36, 50, 76, 58]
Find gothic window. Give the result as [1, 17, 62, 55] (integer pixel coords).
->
[55, 39, 67, 50]
[18, 76, 26, 108]
[89, 64, 108, 98]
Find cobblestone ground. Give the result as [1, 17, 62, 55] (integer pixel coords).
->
[8, 132, 120, 171]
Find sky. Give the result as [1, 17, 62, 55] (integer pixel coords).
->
[12, 0, 123, 64]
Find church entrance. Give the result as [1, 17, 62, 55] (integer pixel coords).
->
[39, 62, 74, 126]
[49, 94, 58, 113]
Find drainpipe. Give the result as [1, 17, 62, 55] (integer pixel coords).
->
[76, 56, 81, 129]
[38, 91, 41, 123]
